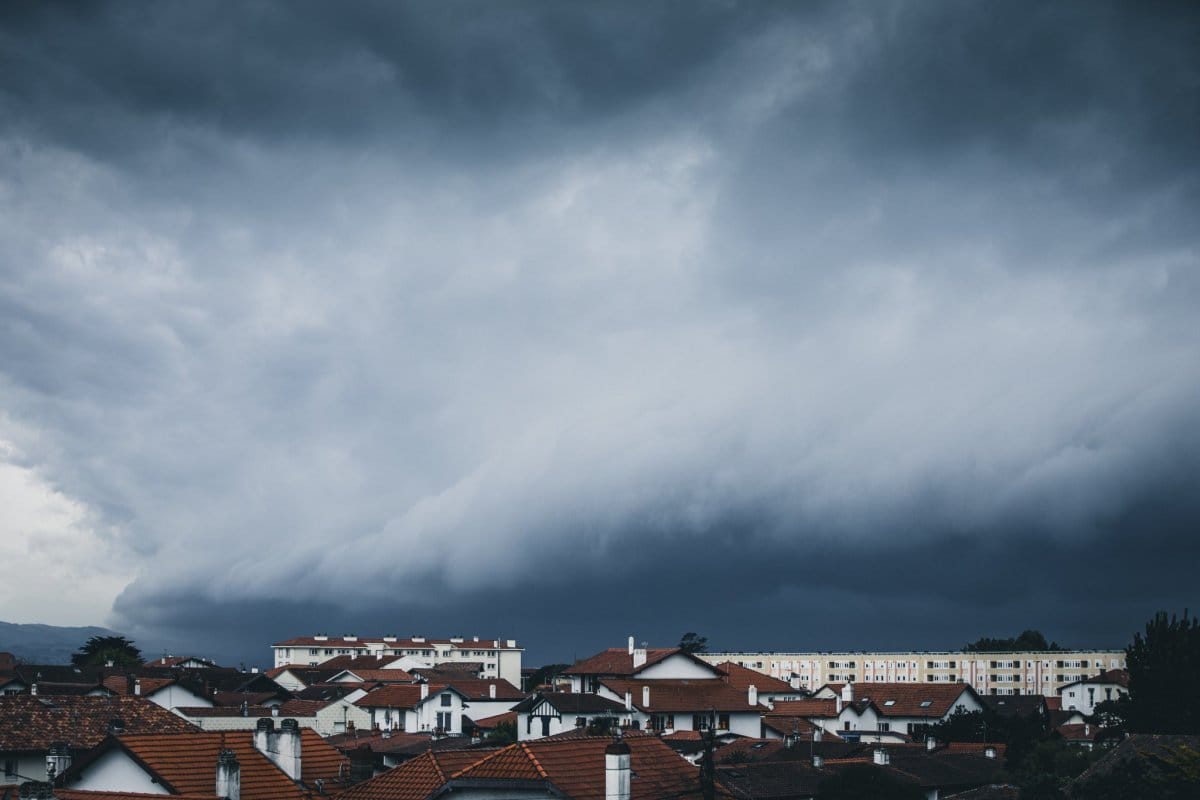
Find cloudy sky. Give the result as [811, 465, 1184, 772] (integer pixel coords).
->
[1, 0, 1197, 667]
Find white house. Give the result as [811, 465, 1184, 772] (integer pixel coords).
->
[812, 682, 985, 740]
[354, 684, 470, 736]
[271, 635, 523, 686]
[564, 637, 724, 694]
[1059, 670, 1130, 715]
[513, 692, 630, 740]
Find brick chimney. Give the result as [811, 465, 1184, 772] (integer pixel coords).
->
[215, 749, 240, 800]
[605, 738, 631, 800]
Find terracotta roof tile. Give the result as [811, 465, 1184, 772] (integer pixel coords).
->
[713, 663, 800, 695]
[564, 648, 681, 676]
[57, 791, 219, 800]
[835, 683, 980, 718]
[0, 695, 196, 752]
[767, 698, 839, 718]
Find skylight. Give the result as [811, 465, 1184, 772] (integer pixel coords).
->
[884, 700, 896, 706]
[920, 700, 933, 707]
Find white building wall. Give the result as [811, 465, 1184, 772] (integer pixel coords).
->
[66, 750, 169, 794]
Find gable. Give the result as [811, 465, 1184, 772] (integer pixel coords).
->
[67, 749, 167, 795]
[635, 655, 721, 680]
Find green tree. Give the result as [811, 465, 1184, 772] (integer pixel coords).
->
[1071, 742, 1200, 800]
[1010, 736, 1099, 800]
[71, 635, 143, 667]
[678, 632, 709, 654]
[965, 630, 1063, 652]
[484, 720, 517, 745]
[818, 764, 925, 800]
[1123, 610, 1200, 733]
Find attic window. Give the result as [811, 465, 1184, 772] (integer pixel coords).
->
[884, 700, 896, 706]
[919, 700, 933, 707]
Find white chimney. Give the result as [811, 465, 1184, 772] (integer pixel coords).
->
[873, 748, 890, 766]
[642, 686, 650, 708]
[812, 754, 824, 769]
[841, 683, 854, 704]
[134, 679, 142, 696]
[926, 736, 938, 752]
[624, 691, 632, 711]
[984, 746, 997, 760]
[605, 739, 632, 800]
[632, 649, 647, 669]
[489, 684, 497, 700]
[420, 683, 429, 700]
[254, 719, 273, 761]
[748, 685, 758, 706]
[627, 636, 635, 655]
[813, 728, 823, 742]
[215, 749, 240, 800]
[275, 719, 302, 780]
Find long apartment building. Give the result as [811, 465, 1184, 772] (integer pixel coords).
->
[696, 650, 1125, 697]
[271, 634, 523, 686]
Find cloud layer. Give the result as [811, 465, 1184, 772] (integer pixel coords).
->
[1, 1, 1198, 664]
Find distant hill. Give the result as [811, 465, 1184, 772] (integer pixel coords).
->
[0, 620, 126, 664]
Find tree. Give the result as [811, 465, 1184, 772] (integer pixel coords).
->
[818, 764, 925, 800]
[1070, 741, 1200, 800]
[484, 720, 517, 745]
[965, 630, 1064, 652]
[1010, 736, 1100, 800]
[678, 632, 709, 654]
[1123, 610, 1200, 734]
[71, 635, 143, 668]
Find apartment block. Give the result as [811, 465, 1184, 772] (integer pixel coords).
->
[696, 650, 1126, 697]
[271, 634, 523, 686]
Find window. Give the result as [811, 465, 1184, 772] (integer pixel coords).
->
[435, 711, 451, 731]
[309, 649, 319, 655]
[4, 759, 16, 781]
[718, 713, 730, 730]
[878, 722, 890, 732]
[440, 693, 452, 707]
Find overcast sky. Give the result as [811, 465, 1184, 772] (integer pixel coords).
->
[1, 1, 1197, 667]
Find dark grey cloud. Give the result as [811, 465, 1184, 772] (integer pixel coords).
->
[0, 1, 1197, 665]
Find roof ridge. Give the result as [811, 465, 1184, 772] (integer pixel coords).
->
[519, 742, 549, 780]
[447, 743, 513, 779]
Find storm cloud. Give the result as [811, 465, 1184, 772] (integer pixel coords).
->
[1, 0, 1198, 665]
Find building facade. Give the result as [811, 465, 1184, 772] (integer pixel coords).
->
[271, 635, 523, 686]
[697, 650, 1126, 697]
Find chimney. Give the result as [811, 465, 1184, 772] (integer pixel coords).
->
[215, 749, 240, 800]
[984, 746, 997, 760]
[624, 691, 632, 711]
[1084, 724, 1091, 737]
[255, 717, 274, 756]
[873, 748, 890, 766]
[275, 719, 302, 780]
[841, 683, 854, 704]
[605, 739, 632, 800]
[748, 685, 758, 706]
[812, 754, 824, 769]
[812, 728, 823, 743]
[31, 682, 38, 696]
[19, 782, 53, 800]
[134, 679, 142, 696]
[642, 686, 650, 708]
[627, 636, 635, 655]
[46, 741, 71, 782]
[420, 684, 429, 701]
[926, 736, 938, 752]
[348, 746, 374, 784]
[632, 649, 647, 669]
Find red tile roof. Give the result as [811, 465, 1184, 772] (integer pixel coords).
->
[336, 748, 497, 800]
[0, 695, 196, 751]
[470, 711, 517, 729]
[713, 663, 800, 695]
[454, 735, 720, 799]
[330, 669, 415, 684]
[833, 683, 980, 718]
[565, 648, 685, 676]
[57, 791, 219, 800]
[354, 684, 456, 710]
[441, 678, 524, 701]
[760, 698, 839, 718]
[599, 679, 761, 713]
